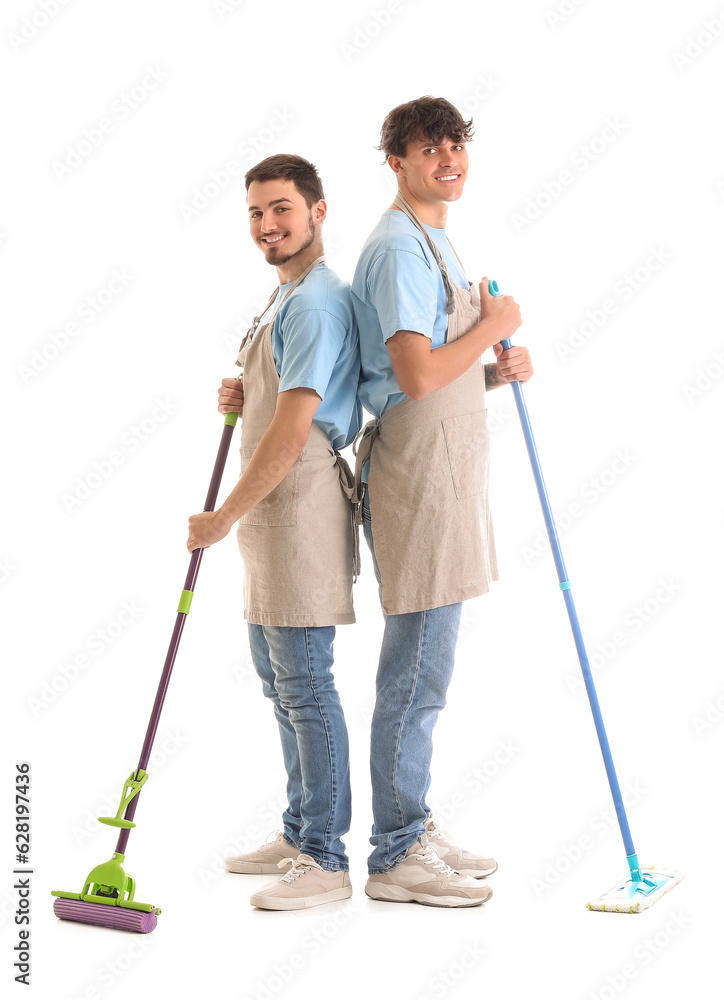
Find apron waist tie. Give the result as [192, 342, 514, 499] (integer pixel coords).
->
[352, 419, 380, 521]
[334, 451, 362, 583]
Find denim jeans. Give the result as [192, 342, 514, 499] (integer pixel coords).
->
[361, 485, 462, 874]
[247, 623, 351, 871]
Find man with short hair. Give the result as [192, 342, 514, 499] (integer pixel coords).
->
[352, 97, 533, 907]
[187, 154, 360, 910]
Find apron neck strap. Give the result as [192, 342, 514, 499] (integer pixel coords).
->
[392, 192, 456, 315]
[267, 253, 325, 326]
[240, 254, 326, 351]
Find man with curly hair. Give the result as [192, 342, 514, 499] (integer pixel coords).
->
[352, 96, 533, 907]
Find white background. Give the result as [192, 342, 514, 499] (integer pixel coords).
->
[2, 1, 722, 998]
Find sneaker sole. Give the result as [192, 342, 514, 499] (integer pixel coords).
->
[223, 860, 292, 874]
[364, 884, 492, 907]
[458, 865, 498, 879]
[250, 885, 353, 911]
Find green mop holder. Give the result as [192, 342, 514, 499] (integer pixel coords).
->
[51, 768, 158, 912]
[51, 851, 157, 913]
[98, 769, 148, 829]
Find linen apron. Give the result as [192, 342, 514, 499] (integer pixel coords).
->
[235, 255, 357, 627]
[353, 193, 498, 615]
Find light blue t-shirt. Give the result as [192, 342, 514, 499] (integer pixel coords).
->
[254, 262, 361, 451]
[350, 209, 470, 479]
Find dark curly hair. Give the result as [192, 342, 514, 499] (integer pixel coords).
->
[244, 154, 324, 208]
[377, 96, 474, 160]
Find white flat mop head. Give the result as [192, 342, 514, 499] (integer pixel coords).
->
[586, 866, 686, 913]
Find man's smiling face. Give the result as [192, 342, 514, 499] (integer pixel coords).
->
[394, 136, 469, 208]
[247, 178, 317, 266]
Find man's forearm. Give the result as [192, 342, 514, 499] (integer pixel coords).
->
[424, 318, 505, 395]
[217, 420, 308, 526]
[389, 317, 505, 399]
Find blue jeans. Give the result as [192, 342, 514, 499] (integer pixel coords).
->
[247, 623, 351, 871]
[362, 485, 462, 874]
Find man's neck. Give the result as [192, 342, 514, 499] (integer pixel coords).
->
[276, 240, 324, 284]
[390, 183, 449, 228]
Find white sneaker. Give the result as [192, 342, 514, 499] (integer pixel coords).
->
[223, 830, 300, 874]
[365, 834, 493, 907]
[424, 814, 498, 878]
[250, 854, 353, 911]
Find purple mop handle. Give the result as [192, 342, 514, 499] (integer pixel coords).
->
[115, 412, 238, 854]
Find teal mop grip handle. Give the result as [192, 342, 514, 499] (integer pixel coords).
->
[223, 373, 243, 427]
[491, 278, 639, 866]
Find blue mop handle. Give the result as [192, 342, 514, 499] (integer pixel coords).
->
[489, 279, 642, 881]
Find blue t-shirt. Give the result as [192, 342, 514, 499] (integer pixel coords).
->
[350, 209, 470, 479]
[254, 262, 361, 451]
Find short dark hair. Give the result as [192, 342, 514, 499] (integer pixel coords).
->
[244, 154, 324, 208]
[377, 96, 474, 160]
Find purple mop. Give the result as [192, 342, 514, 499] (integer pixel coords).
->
[52, 410, 239, 932]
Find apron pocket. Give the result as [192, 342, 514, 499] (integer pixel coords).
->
[238, 447, 301, 526]
[441, 409, 489, 500]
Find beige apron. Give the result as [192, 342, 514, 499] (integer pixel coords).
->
[235, 255, 357, 627]
[353, 193, 498, 615]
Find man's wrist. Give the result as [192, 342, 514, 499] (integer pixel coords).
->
[215, 504, 240, 531]
[476, 317, 506, 353]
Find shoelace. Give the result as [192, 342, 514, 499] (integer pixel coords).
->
[410, 845, 458, 878]
[425, 822, 456, 849]
[277, 855, 322, 883]
[262, 829, 285, 848]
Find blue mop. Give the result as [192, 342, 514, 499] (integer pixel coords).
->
[489, 279, 685, 912]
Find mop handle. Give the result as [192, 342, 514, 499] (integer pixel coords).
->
[489, 279, 640, 872]
[115, 405, 240, 854]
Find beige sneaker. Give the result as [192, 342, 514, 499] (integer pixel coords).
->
[250, 854, 353, 911]
[424, 814, 498, 878]
[223, 830, 300, 874]
[365, 834, 493, 907]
